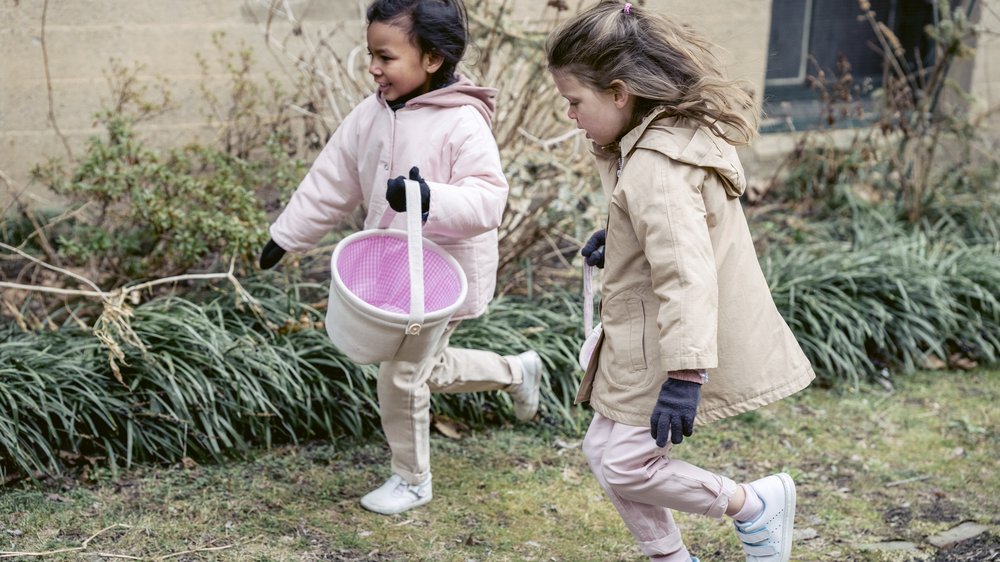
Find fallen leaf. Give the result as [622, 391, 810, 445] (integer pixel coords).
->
[948, 354, 978, 370]
[433, 416, 466, 439]
[922, 353, 947, 370]
[553, 439, 580, 449]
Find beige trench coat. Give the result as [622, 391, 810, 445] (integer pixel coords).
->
[577, 111, 815, 427]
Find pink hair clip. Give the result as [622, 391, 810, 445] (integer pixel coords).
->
[623, 2, 632, 14]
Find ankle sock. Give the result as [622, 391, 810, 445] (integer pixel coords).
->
[732, 483, 764, 523]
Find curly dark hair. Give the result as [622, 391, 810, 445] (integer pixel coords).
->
[366, 0, 469, 89]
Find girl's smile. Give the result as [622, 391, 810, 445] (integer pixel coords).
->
[367, 21, 442, 102]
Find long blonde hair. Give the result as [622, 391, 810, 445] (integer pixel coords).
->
[546, 0, 758, 145]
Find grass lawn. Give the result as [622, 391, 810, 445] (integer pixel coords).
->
[1, 369, 997, 561]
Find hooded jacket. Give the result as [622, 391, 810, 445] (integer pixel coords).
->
[269, 76, 509, 320]
[578, 110, 815, 427]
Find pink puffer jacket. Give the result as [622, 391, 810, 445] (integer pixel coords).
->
[269, 76, 509, 319]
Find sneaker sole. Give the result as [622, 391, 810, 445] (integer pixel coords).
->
[776, 472, 796, 562]
[359, 493, 433, 515]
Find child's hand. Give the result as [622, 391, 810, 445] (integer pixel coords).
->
[259, 239, 287, 269]
[581, 229, 606, 268]
[650, 377, 702, 447]
[386, 166, 431, 217]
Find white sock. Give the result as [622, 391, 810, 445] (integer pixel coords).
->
[733, 483, 764, 523]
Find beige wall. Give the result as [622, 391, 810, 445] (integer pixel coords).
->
[5, 0, 998, 210]
[1, 0, 772, 210]
[1, 0, 368, 208]
[970, 0, 1000, 133]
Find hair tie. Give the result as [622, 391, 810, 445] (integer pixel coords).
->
[623, 2, 632, 14]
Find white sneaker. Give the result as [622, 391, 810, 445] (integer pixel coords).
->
[359, 473, 432, 515]
[507, 351, 542, 421]
[734, 473, 796, 562]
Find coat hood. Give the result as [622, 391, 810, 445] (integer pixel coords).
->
[380, 74, 498, 127]
[619, 109, 747, 198]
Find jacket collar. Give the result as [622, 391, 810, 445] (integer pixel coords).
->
[613, 107, 747, 198]
[619, 106, 670, 157]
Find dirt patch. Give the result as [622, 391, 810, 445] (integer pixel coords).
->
[312, 549, 400, 560]
[920, 495, 964, 524]
[928, 532, 1000, 561]
[884, 505, 914, 529]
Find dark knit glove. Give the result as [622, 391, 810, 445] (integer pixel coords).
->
[581, 229, 606, 268]
[259, 238, 286, 270]
[650, 377, 702, 447]
[386, 166, 430, 220]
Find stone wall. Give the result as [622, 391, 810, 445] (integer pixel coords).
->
[970, 0, 1000, 137]
[10, 1, 998, 211]
[1, 0, 363, 208]
[0, 0, 773, 209]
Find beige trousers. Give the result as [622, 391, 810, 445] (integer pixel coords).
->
[377, 321, 523, 484]
[583, 412, 739, 561]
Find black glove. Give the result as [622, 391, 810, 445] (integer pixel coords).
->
[259, 238, 287, 270]
[386, 166, 430, 217]
[581, 229, 606, 268]
[650, 377, 702, 447]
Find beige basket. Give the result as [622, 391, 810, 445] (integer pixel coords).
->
[325, 180, 468, 364]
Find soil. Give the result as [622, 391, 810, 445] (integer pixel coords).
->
[927, 532, 1000, 561]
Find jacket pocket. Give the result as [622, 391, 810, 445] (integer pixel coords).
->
[602, 288, 651, 389]
[625, 297, 646, 371]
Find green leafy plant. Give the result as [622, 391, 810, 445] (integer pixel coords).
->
[27, 56, 304, 285]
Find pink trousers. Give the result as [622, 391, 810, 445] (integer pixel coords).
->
[583, 412, 740, 561]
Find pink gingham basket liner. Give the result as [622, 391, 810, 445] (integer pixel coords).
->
[336, 234, 464, 315]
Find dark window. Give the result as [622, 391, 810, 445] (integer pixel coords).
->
[762, 0, 948, 132]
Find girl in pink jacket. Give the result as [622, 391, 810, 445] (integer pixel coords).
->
[260, 0, 542, 516]
[548, 1, 814, 561]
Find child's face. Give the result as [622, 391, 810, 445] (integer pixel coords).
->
[551, 71, 633, 147]
[367, 20, 440, 102]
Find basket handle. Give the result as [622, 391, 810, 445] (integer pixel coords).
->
[374, 180, 426, 335]
[402, 179, 425, 335]
[583, 264, 595, 334]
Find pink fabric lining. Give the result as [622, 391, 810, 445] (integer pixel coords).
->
[337, 234, 464, 314]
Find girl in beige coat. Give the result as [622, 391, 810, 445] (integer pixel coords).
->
[547, 2, 815, 561]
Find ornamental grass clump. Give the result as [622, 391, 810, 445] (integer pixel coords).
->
[0, 279, 584, 482]
[763, 232, 1000, 387]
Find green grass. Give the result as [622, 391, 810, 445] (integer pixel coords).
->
[1, 369, 997, 561]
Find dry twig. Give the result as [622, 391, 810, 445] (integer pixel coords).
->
[0, 523, 130, 558]
[0, 522, 247, 560]
[0, 241, 261, 382]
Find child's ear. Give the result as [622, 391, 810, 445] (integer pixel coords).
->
[423, 51, 445, 74]
[609, 79, 630, 109]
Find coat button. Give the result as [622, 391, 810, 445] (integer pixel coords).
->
[384, 164, 389, 170]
